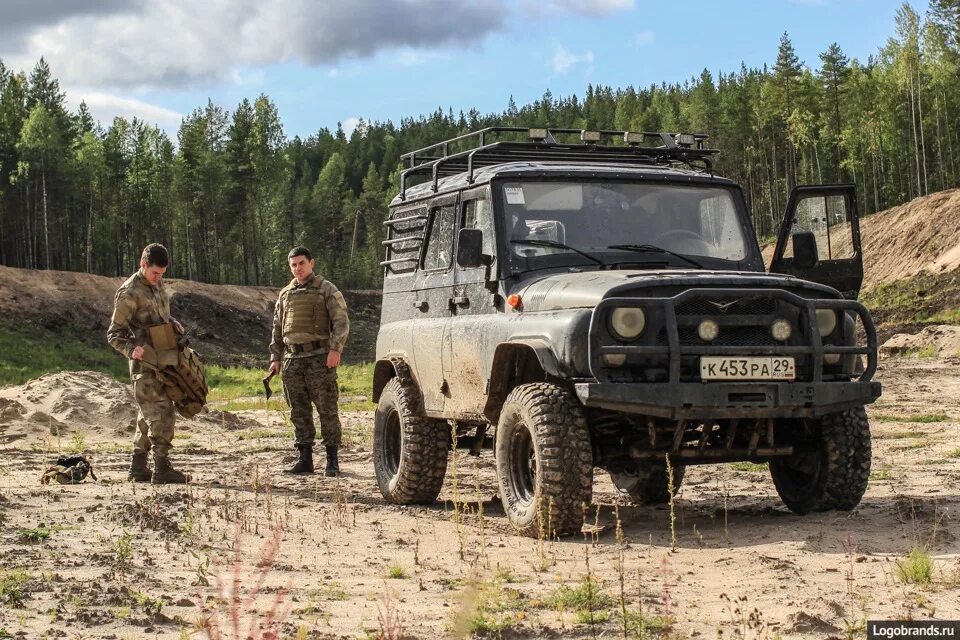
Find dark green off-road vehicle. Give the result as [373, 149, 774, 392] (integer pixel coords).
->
[371, 127, 881, 537]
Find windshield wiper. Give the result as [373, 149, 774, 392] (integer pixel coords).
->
[511, 239, 606, 266]
[607, 244, 704, 269]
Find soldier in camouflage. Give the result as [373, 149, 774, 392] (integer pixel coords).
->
[107, 243, 190, 484]
[268, 246, 350, 476]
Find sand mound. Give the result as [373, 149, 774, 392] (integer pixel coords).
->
[0, 371, 136, 438]
[880, 325, 960, 358]
[0, 371, 259, 444]
[860, 188, 960, 291]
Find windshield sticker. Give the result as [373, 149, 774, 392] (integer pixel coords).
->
[504, 187, 525, 205]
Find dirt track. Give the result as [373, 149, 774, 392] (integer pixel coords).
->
[0, 355, 959, 639]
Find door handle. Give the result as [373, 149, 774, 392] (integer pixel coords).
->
[449, 296, 469, 308]
[413, 300, 428, 311]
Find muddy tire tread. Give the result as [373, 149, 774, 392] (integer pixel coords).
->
[496, 382, 593, 537]
[374, 377, 448, 505]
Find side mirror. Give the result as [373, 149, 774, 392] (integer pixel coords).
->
[792, 231, 819, 269]
[456, 228, 484, 268]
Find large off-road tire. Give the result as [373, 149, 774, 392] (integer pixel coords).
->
[373, 377, 449, 504]
[495, 382, 593, 537]
[769, 406, 871, 514]
[610, 462, 685, 505]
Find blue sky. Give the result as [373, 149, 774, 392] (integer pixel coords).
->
[0, 0, 919, 141]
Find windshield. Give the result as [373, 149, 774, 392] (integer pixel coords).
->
[500, 181, 751, 269]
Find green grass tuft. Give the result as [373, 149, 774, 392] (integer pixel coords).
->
[460, 578, 526, 635]
[895, 547, 934, 585]
[730, 461, 769, 472]
[550, 575, 615, 624]
[386, 564, 408, 579]
[0, 570, 30, 607]
[873, 413, 949, 425]
[17, 527, 53, 544]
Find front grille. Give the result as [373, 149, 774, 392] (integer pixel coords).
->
[677, 326, 778, 347]
[676, 297, 776, 316]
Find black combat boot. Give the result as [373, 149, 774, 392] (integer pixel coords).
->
[152, 455, 190, 484]
[287, 445, 314, 474]
[128, 452, 152, 482]
[324, 445, 340, 477]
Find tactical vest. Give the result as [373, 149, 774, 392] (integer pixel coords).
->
[282, 278, 331, 341]
[144, 323, 208, 418]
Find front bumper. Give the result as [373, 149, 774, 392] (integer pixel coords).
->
[581, 287, 881, 419]
[574, 379, 882, 419]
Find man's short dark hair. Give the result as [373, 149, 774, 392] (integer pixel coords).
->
[141, 243, 169, 268]
[288, 246, 313, 262]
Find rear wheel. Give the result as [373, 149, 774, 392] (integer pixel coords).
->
[495, 383, 593, 537]
[373, 378, 449, 504]
[769, 406, 871, 514]
[610, 463, 685, 505]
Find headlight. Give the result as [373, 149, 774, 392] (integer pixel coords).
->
[698, 319, 719, 342]
[609, 307, 645, 341]
[816, 309, 837, 336]
[771, 318, 792, 342]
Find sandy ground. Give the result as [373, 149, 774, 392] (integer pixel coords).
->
[1, 356, 959, 640]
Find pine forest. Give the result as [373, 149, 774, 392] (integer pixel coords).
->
[0, 3, 958, 289]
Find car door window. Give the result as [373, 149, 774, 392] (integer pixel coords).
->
[422, 205, 457, 271]
[783, 194, 854, 260]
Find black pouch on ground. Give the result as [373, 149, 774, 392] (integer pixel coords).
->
[40, 454, 97, 485]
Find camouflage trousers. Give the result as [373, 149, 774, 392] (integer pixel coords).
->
[132, 370, 176, 458]
[281, 354, 341, 447]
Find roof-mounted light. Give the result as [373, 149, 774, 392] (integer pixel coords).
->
[581, 130, 601, 143]
[675, 133, 696, 147]
[528, 128, 548, 141]
[623, 131, 645, 145]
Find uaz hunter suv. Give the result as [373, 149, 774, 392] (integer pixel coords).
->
[371, 127, 880, 537]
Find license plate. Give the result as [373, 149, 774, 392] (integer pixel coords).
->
[700, 356, 795, 381]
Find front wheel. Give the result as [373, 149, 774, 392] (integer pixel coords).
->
[495, 383, 593, 537]
[373, 378, 449, 504]
[769, 406, 871, 514]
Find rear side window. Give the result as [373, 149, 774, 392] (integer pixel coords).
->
[422, 205, 457, 271]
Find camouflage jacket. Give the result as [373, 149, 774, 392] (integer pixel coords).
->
[107, 271, 172, 377]
[269, 273, 349, 362]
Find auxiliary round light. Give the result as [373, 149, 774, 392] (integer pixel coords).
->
[698, 319, 719, 342]
[610, 307, 645, 341]
[823, 353, 841, 365]
[771, 318, 792, 342]
[603, 354, 627, 367]
[816, 309, 838, 336]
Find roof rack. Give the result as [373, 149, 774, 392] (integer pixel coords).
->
[398, 126, 718, 200]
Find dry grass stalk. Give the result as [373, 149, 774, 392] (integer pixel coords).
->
[197, 522, 291, 640]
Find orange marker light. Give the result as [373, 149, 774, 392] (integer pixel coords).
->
[507, 294, 522, 309]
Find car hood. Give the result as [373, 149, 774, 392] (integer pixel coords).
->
[512, 269, 841, 311]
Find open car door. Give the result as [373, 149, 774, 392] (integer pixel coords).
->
[769, 184, 864, 299]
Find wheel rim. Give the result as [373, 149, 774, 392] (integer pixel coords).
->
[610, 468, 641, 494]
[508, 419, 537, 505]
[381, 407, 402, 478]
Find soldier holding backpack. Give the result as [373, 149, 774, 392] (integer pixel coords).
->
[107, 243, 206, 484]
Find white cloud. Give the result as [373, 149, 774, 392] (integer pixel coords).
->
[633, 30, 655, 47]
[341, 116, 362, 138]
[553, 45, 595, 74]
[521, 0, 634, 17]
[1, 0, 507, 91]
[65, 89, 183, 130]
